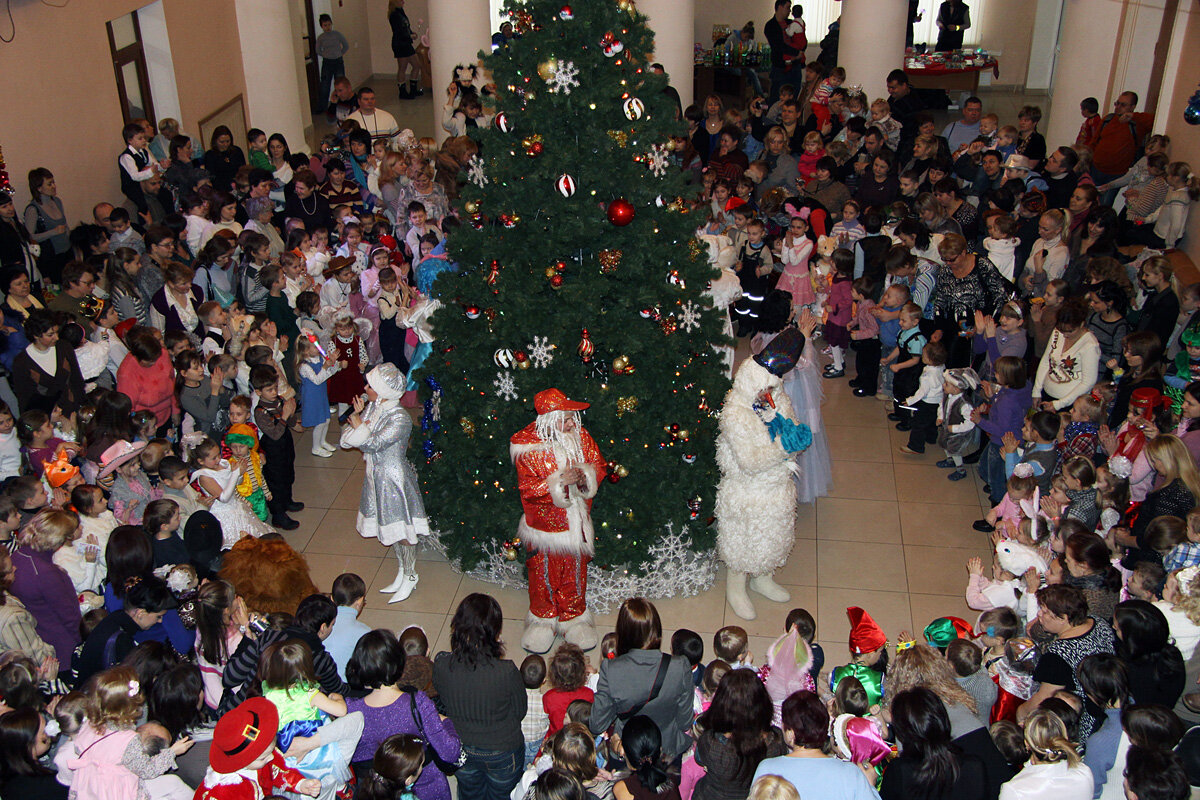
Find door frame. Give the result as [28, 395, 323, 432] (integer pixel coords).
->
[106, 13, 157, 125]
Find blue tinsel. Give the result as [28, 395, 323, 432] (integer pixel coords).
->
[421, 439, 436, 458]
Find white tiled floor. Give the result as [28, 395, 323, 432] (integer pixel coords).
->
[286, 340, 996, 667]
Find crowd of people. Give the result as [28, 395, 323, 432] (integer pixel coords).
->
[1, 0, 1200, 798]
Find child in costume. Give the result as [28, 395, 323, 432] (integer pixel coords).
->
[936, 367, 979, 481]
[190, 437, 274, 549]
[99, 440, 163, 525]
[327, 311, 369, 420]
[759, 623, 815, 726]
[194, 696, 322, 800]
[225, 424, 270, 522]
[829, 606, 888, 709]
[1165, 326, 1200, 409]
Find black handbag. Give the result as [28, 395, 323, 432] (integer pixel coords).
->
[408, 690, 467, 774]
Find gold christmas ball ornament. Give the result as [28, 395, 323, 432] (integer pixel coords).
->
[597, 248, 623, 274]
[545, 266, 559, 279]
[503, 539, 520, 560]
[464, 200, 479, 214]
[612, 354, 629, 372]
[460, 417, 477, 437]
[616, 396, 639, 417]
[517, 359, 531, 370]
[616, 464, 629, 478]
[537, 58, 559, 80]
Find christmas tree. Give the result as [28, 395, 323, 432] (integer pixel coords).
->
[415, 0, 731, 582]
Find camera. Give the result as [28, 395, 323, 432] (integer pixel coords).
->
[248, 615, 269, 636]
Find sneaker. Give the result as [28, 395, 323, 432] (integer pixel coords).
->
[287, 501, 305, 513]
[948, 469, 968, 481]
[853, 388, 875, 397]
[972, 520, 995, 533]
[935, 458, 956, 469]
[822, 368, 845, 379]
[898, 445, 923, 455]
[273, 516, 300, 531]
[311, 448, 334, 458]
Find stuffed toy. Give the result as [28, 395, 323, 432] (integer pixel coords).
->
[995, 539, 1047, 576]
[811, 235, 839, 317]
[218, 536, 319, 616]
[716, 327, 812, 620]
[435, 136, 479, 200]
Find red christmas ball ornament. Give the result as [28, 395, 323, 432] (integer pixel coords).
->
[464, 305, 481, 319]
[607, 198, 635, 226]
[555, 173, 576, 197]
[607, 472, 621, 484]
[559, 5, 574, 20]
[494, 111, 512, 133]
[514, 350, 528, 363]
[550, 274, 564, 289]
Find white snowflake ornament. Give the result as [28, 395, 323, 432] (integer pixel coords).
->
[546, 60, 580, 94]
[467, 155, 489, 188]
[527, 335, 556, 368]
[677, 300, 702, 332]
[646, 144, 669, 178]
[493, 371, 518, 401]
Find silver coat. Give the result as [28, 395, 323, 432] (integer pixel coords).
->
[340, 400, 429, 546]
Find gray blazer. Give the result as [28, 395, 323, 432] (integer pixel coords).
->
[589, 649, 695, 759]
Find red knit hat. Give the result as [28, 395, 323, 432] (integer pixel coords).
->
[210, 697, 279, 773]
[847, 607, 887, 655]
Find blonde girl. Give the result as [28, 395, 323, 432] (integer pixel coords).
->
[983, 468, 1038, 539]
[776, 215, 816, 314]
[998, 708, 1091, 799]
[796, 131, 825, 183]
[1114, 434, 1200, 567]
[1021, 209, 1071, 299]
[67, 665, 193, 800]
[1139, 161, 1200, 248]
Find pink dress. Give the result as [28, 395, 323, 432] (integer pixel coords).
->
[776, 236, 816, 306]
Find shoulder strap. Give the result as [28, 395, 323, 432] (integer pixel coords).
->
[618, 653, 672, 721]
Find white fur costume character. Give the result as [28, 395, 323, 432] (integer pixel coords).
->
[716, 332, 809, 620]
[700, 233, 742, 378]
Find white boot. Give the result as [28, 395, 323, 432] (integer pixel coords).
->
[726, 570, 757, 620]
[749, 573, 791, 602]
[387, 543, 419, 603]
[522, 610, 557, 654]
[557, 610, 598, 650]
[380, 543, 410, 593]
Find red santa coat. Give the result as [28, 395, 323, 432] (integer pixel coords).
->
[510, 422, 606, 556]
[193, 751, 308, 800]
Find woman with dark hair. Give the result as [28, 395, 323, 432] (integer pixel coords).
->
[266, 133, 294, 187]
[103, 525, 193, 656]
[1063, 532, 1123, 623]
[148, 661, 210, 786]
[349, 629, 461, 800]
[1065, 203, 1116, 293]
[73, 573, 177, 684]
[1019, 584, 1116, 739]
[433, 593, 525, 800]
[1170, 381, 1200, 466]
[1112, 600, 1185, 707]
[1076, 653, 1129, 794]
[204, 125, 246, 191]
[881, 687, 985, 800]
[163, 135, 208, 197]
[194, 579, 244, 710]
[693, 670, 787, 800]
[344, 129, 375, 201]
[116, 325, 178, 435]
[106, 247, 148, 325]
[1085, 280, 1130, 381]
[0, 267, 43, 378]
[591, 598, 694, 762]
[1106, 330, 1163, 427]
[856, 151, 900, 208]
[0, 706, 67, 798]
[0, 193, 42, 294]
[751, 691, 879, 798]
[707, 126, 751, 185]
[21, 168, 70, 284]
[11, 308, 85, 414]
[150, 261, 204, 338]
[191, 234, 238, 309]
[1033, 297, 1102, 411]
[285, 169, 336, 233]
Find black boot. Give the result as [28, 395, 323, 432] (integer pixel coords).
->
[398, 82, 412, 100]
[409, 80, 424, 97]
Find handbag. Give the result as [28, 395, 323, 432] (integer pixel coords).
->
[408, 690, 466, 774]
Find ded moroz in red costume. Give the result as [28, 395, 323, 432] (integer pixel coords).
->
[511, 388, 607, 653]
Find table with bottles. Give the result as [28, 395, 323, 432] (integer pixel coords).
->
[693, 41, 772, 105]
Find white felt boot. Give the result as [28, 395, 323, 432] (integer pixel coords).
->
[749, 573, 791, 602]
[522, 611, 558, 654]
[557, 610, 598, 650]
[726, 570, 757, 620]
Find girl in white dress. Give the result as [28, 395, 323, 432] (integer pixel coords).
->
[189, 437, 273, 549]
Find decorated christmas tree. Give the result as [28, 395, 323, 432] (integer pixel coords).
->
[415, 0, 731, 595]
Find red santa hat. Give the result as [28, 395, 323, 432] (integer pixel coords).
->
[847, 607, 887, 655]
[534, 388, 589, 415]
[210, 697, 279, 773]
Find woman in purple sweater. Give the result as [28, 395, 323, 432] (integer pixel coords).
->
[346, 629, 462, 800]
[8, 510, 82, 667]
[975, 355, 1033, 505]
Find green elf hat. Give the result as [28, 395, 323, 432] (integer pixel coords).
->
[1182, 326, 1200, 348]
[924, 617, 973, 649]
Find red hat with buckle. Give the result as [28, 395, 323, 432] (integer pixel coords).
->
[847, 606, 887, 654]
[211, 697, 279, 773]
[534, 388, 590, 415]
[1129, 387, 1166, 418]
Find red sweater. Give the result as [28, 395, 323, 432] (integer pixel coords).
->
[543, 686, 594, 737]
[116, 349, 178, 426]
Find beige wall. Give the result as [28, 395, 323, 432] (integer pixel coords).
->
[368, 0, 432, 80]
[0, 0, 245, 225]
[1161, 4, 1200, 266]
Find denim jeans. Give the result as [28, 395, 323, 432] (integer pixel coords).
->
[319, 57, 346, 113]
[455, 743, 524, 800]
[980, 441, 1006, 505]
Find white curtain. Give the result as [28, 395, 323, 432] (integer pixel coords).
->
[800, 0, 985, 51]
